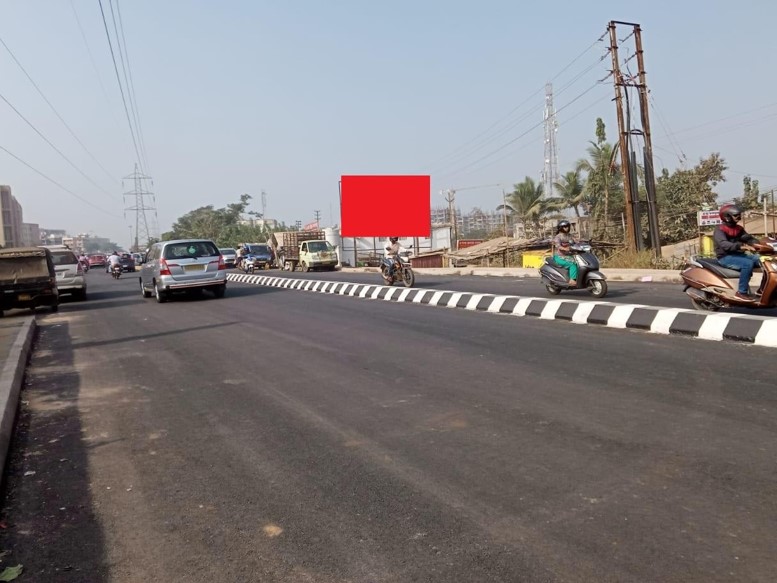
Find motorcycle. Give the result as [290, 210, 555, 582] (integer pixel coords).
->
[680, 239, 777, 311]
[111, 263, 122, 279]
[381, 250, 415, 287]
[539, 242, 608, 298]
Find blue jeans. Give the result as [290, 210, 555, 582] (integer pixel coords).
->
[382, 257, 395, 277]
[718, 253, 761, 293]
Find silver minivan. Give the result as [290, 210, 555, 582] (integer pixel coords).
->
[43, 246, 87, 301]
[140, 239, 226, 303]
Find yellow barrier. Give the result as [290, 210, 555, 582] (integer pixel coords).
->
[522, 252, 548, 268]
[700, 234, 714, 257]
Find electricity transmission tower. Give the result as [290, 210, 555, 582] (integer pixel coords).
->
[541, 83, 560, 198]
[123, 164, 156, 251]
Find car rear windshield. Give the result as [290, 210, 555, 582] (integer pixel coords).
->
[247, 245, 270, 254]
[164, 242, 220, 260]
[220, 248, 236, 254]
[50, 251, 78, 265]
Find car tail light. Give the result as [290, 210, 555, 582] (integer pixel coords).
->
[218, 255, 226, 270]
[159, 259, 172, 276]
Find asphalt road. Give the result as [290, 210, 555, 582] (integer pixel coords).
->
[0, 270, 775, 582]
[251, 267, 777, 317]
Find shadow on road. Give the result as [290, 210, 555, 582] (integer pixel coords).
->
[71, 320, 242, 350]
[0, 321, 110, 582]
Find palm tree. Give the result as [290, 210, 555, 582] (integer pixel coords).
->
[576, 141, 622, 238]
[498, 177, 561, 238]
[553, 170, 585, 217]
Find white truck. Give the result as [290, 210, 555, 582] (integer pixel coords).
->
[268, 230, 338, 272]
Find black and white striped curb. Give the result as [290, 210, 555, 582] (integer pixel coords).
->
[226, 273, 777, 348]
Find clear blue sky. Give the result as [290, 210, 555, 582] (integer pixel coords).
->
[2, 0, 776, 247]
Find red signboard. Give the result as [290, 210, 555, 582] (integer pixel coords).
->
[340, 175, 431, 237]
[457, 239, 484, 250]
[303, 221, 320, 231]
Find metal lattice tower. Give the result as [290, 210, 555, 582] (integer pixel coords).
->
[123, 164, 156, 251]
[541, 82, 560, 198]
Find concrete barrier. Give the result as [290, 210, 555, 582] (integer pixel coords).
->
[0, 317, 37, 481]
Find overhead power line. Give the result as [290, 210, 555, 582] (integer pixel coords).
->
[424, 33, 608, 172]
[0, 91, 120, 200]
[111, 0, 150, 173]
[0, 34, 118, 186]
[439, 79, 609, 181]
[430, 52, 610, 177]
[0, 144, 120, 217]
[69, 0, 121, 128]
[98, 0, 145, 174]
[438, 86, 611, 185]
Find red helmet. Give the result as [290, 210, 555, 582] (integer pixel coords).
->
[719, 204, 742, 226]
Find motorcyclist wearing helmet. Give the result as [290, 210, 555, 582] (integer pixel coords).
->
[552, 220, 578, 286]
[383, 237, 402, 280]
[713, 204, 760, 300]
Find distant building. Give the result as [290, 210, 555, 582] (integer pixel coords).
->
[432, 206, 511, 237]
[0, 185, 24, 249]
[40, 228, 67, 246]
[21, 222, 40, 247]
[238, 217, 279, 230]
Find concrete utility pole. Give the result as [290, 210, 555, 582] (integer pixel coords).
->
[261, 189, 267, 219]
[314, 210, 321, 229]
[502, 189, 509, 236]
[444, 189, 458, 248]
[608, 20, 661, 256]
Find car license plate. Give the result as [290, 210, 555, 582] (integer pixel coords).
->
[18, 293, 31, 301]
[184, 264, 204, 272]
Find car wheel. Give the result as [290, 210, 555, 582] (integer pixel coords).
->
[213, 285, 226, 299]
[154, 281, 167, 303]
[140, 278, 152, 298]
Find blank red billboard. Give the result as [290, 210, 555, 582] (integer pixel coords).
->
[340, 175, 430, 237]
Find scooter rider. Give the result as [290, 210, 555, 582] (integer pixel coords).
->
[714, 204, 760, 300]
[553, 220, 578, 286]
[383, 237, 401, 280]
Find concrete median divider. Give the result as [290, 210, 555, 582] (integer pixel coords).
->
[0, 317, 37, 482]
[227, 274, 777, 349]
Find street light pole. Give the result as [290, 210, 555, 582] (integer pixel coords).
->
[129, 226, 133, 251]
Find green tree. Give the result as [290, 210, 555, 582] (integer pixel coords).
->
[165, 194, 255, 245]
[553, 170, 585, 217]
[575, 119, 623, 240]
[734, 175, 760, 211]
[655, 153, 727, 244]
[500, 177, 560, 237]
